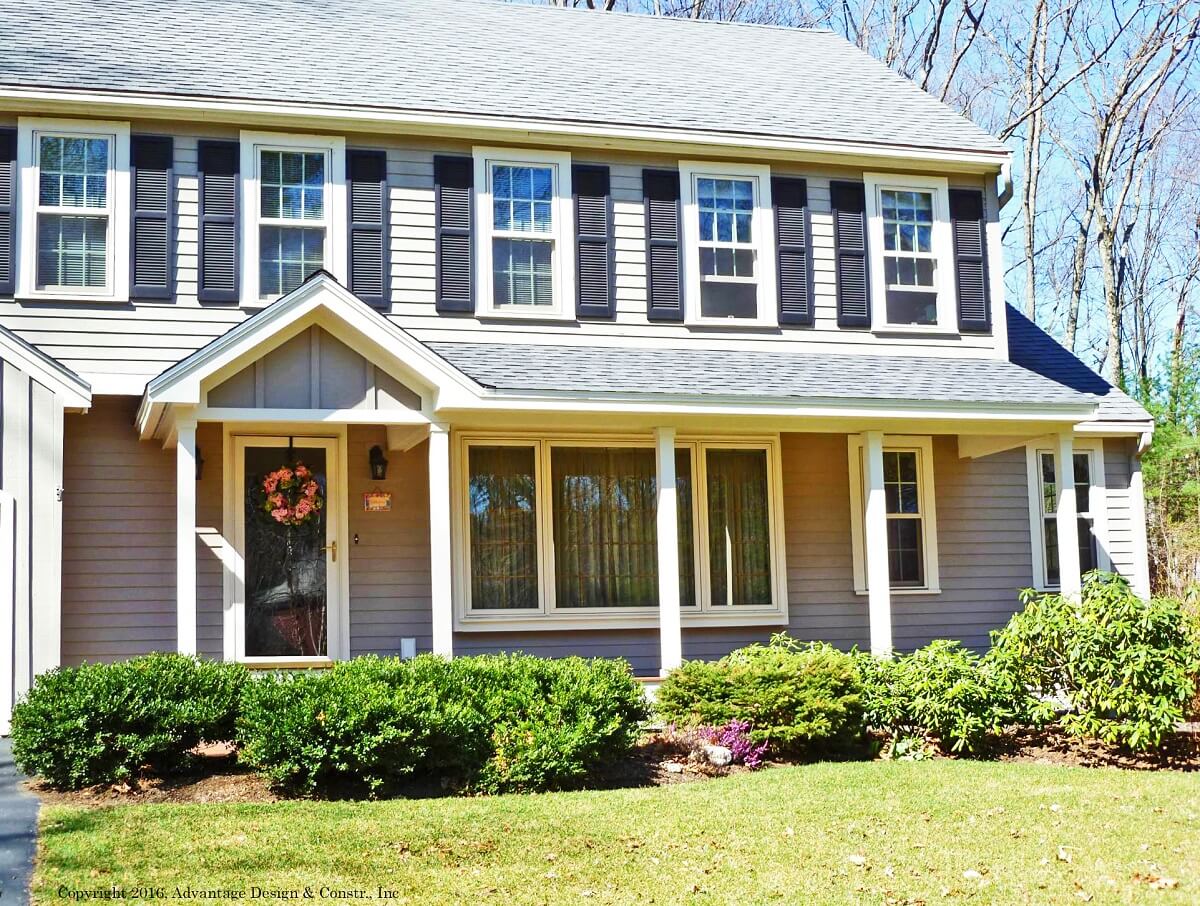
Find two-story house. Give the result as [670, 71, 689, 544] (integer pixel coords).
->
[0, 0, 1152, 731]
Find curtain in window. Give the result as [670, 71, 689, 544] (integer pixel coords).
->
[552, 447, 658, 608]
[676, 448, 696, 607]
[706, 449, 771, 606]
[468, 446, 538, 609]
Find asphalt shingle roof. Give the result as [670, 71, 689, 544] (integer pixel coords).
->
[424, 306, 1152, 424]
[1006, 306, 1150, 423]
[0, 0, 1007, 156]
[427, 339, 1091, 410]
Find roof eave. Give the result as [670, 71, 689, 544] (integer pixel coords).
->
[0, 84, 1011, 172]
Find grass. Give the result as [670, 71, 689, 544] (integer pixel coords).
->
[36, 761, 1199, 905]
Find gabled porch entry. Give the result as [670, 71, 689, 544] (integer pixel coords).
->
[139, 273, 479, 664]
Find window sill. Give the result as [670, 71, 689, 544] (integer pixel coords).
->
[870, 326, 961, 339]
[18, 291, 125, 304]
[853, 585, 942, 596]
[476, 309, 575, 323]
[455, 610, 789, 633]
[685, 318, 779, 331]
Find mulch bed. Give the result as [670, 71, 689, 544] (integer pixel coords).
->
[27, 727, 1200, 809]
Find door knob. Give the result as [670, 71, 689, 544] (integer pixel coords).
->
[322, 540, 337, 562]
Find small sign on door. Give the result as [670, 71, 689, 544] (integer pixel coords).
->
[363, 490, 393, 512]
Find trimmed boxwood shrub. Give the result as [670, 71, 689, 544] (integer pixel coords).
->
[236, 653, 648, 796]
[655, 638, 866, 757]
[856, 640, 1027, 754]
[10, 653, 248, 789]
[990, 572, 1200, 750]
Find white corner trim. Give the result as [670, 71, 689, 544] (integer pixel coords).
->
[678, 160, 777, 328]
[16, 116, 131, 302]
[472, 146, 574, 321]
[847, 434, 941, 596]
[862, 172, 954, 332]
[239, 130, 348, 307]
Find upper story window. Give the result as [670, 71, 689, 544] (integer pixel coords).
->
[680, 162, 775, 326]
[864, 173, 954, 332]
[473, 148, 573, 319]
[16, 118, 130, 301]
[240, 131, 346, 304]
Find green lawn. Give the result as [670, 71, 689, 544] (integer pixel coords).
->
[35, 761, 1199, 905]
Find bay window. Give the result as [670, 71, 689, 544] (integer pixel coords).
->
[848, 436, 941, 594]
[1027, 443, 1108, 590]
[456, 435, 784, 626]
[240, 131, 346, 304]
[864, 173, 954, 331]
[680, 161, 775, 326]
[473, 148, 573, 318]
[17, 118, 130, 300]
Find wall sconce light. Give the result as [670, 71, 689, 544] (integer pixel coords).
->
[195, 445, 205, 482]
[369, 445, 389, 481]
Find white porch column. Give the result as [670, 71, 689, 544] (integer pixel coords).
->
[1129, 451, 1152, 599]
[175, 416, 198, 655]
[1055, 430, 1083, 598]
[655, 427, 682, 676]
[862, 431, 893, 657]
[428, 423, 454, 658]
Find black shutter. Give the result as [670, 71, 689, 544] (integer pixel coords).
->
[434, 155, 473, 314]
[0, 129, 14, 295]
[197, 140, 239, 304]
[130, 135, 174, 299]
[831, 180, 870, 328]
[643, 168, 683, 322]
[950, 188, 991, 332]
[573, 164, 615, 319]
[347, 149, 389, 309]
[772, 176, 813, 326]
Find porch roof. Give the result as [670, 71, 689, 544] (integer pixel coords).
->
[425, 333, 1094, 415]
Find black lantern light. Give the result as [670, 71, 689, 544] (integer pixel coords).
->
[368, 445, 389, 481]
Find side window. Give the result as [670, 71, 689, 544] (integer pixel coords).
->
[1033, 448, 1102, 589]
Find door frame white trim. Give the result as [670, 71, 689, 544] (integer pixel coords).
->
[222, 425, 350, 663]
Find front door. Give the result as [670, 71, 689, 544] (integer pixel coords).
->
[234, 436, 341, 662]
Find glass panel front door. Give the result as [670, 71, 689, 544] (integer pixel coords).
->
[243, 444, 330, 657]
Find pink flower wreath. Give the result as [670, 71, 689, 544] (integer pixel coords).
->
[260, 461, 324, 526]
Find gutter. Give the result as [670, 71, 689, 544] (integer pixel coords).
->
[0, 85, 1012, 173]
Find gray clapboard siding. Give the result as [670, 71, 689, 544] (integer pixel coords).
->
[347, 426, 434, 656]
[62, 396, 177, 663]
[1103, 437, 1138, 582]
[0, 121, 1002, 394]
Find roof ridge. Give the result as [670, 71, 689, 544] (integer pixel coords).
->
[467, 0, 834, 37]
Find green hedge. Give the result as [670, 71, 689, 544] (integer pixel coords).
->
[236, 654, 648, 796]
[10, 653, 247, 789]
[654, 639, 866, 757]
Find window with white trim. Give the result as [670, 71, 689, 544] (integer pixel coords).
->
[17, 118, 131, 300]
[864, 173, 954, 330]
[473, 148, 573, 318]
[457, 435, 785, 626]
[848, 436, 941, 593]
[240, 131, 346, 304]
[1027, 443, 1107, 590]
[680, 161, 775, 325]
